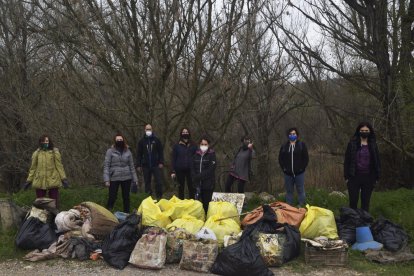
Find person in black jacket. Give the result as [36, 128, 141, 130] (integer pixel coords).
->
[136, 124, 164, 199]
[192, 137, 217, 213]
[278, 127, 309, 207]
[171, 128, 198, 199]
[344, 122, 380, 212]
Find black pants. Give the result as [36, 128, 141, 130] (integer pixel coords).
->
[225, 174, 246, 193]
[347, 173, 375, 212]
[107, 180, 131, 213]
[142, 166, 163, 198]
[176, 169, 194, 199]
[200, 188, 214, 214]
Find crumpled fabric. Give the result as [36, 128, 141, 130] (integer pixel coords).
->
[23, 235, 102, 262]
[55, 209, 83, 232]
[24, 235, 67, 261]
[301, 237, 348, 250]
[365, 246, 414, 264]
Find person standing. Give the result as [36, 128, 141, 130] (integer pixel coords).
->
[192, 137, 217, 213]
[136, 124, 164, 199]
[104, 133, 138, 213]
[225, 135, 254, 193]
[278, 127, 309, 207]
[171, 128, 197, 199]
[23, 135, 69, 208]
[344, 122, 380, 212]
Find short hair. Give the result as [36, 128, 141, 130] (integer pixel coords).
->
[286, 127, 299, 137]
[241, 135, 251, 142]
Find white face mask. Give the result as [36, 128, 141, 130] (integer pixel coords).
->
[145, 131, 152, 137]
[200, 145, 208, 152]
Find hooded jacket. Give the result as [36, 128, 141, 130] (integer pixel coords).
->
[344, 133, 381, 180]
[191, 148, 217, 190]
[278, 141, 309, 176]
[136, 134, 164, 168]
[27, 148, 67, 189]
[103, 146, 138, 183]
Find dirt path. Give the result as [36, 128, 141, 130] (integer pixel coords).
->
[0, 259, 369, 276]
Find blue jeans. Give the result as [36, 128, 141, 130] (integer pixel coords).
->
[284, 173, 306, 206]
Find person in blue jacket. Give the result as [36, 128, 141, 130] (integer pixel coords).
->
[136, 124, 164, 199]
[171, 128, 198, 199]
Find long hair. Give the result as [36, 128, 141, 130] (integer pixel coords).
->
[113, 132, 128, 149]
[352, 122, 376, 141]
[179, 127, 192, 141]
[38, 134, 54, 150]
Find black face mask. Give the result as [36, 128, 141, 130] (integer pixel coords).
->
[115, 141, 125, 148]
[181, 134, 190, 140]
[242, 144, 249, 150]
[360, 132, 370, 139]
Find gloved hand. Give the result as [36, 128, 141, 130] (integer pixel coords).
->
[62, 179, 69, 189]
[131, 181, 138, 194]
[22, 182, 32, 191]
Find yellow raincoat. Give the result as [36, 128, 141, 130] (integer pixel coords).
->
[27, 148, 67, 189]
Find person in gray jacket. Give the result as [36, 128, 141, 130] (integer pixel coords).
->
[104, 133, 138, 213]
[225, 135, 254, 193]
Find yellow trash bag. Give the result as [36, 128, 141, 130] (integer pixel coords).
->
[166, 215, 204, 235]
[157, 198, 174, 212]
[203, 214, 241, 244]
[137, 196, 172, 228]
[299, 204, 338, 239]
[207, 201, 239, 224]
[169, 196, 205, 221]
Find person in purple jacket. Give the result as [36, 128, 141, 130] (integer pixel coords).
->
[171, 128, 197, 199]
[344, 122, 381, 212]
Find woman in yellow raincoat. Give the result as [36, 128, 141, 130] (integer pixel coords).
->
[23, 134, 68, 208]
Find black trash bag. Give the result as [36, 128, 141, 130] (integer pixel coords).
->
[338, 207, 374, 245]
[337, 222, 356, 245]
[211, 229, 273, 276]
[371, 218, 409, 252]
[339, 207, 373, 226]
[68, 237, 102, 261]
[355, 209, 374, 225]
[102, 213, 142, 269]
[248, 205, 301, 263]
[15, 217, 57, 250]
[279, 223, 301, 263]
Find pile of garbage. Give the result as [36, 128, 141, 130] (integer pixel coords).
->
[14, 196, 414, 273]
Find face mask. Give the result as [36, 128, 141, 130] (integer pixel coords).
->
[41, 143, 49, 150]
[360, 132, 370, 139]
[181, 133, 190, 140]
[288, 134, 297, 142]
[115, 141, 124, 148]
[200, 145, 208, 152]
[145, 131, 152, 137]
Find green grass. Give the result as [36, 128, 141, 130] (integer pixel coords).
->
[1, 186, 414, 274]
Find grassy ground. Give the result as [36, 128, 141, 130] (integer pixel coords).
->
[1, 186, 413, 274]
